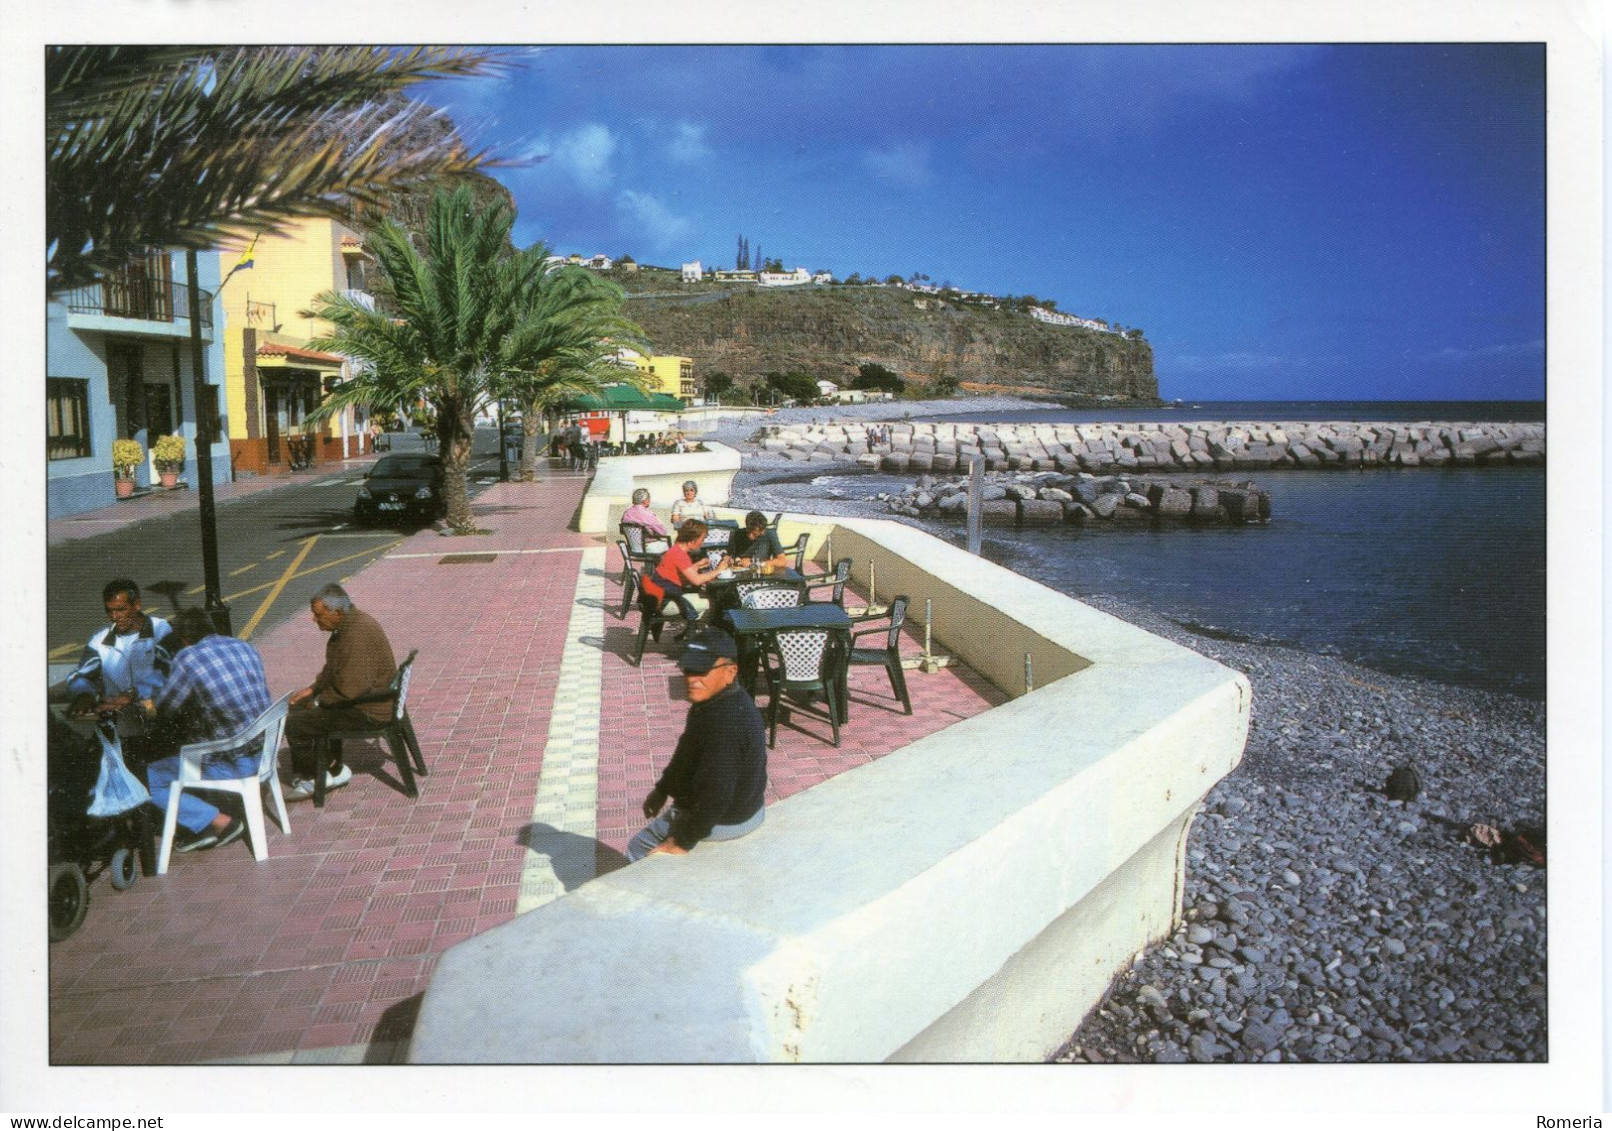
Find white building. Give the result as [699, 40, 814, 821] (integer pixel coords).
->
[758, 266, 813, 287]
[682, 260, 703, 282]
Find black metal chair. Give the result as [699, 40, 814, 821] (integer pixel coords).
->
[760, 628, 846, 748]
[625, 566, 703, 666]
[847, 596, 913, 715]
[786, 533, 811, 574]
[312, 649, 428, 807]
[802, 558, 853, 607]
[618, 522, 666, 586]
[616, 540, 654, 618]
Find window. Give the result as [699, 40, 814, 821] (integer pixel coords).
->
[47, 378, 91, 460]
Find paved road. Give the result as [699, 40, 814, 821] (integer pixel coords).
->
[47, 455, 504, 661]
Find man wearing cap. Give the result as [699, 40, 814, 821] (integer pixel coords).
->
[628, 629, 768, 860]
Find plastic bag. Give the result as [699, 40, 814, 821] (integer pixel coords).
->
[87, 725, 148, 816]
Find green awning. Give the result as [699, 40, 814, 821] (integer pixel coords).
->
[648, 393, 686, 412]
[566, 384, 654, 412]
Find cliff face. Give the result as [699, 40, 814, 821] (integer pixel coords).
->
[622, 285, 1158, 400]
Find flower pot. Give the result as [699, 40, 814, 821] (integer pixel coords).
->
[115, 477, 136, 498]
[159, 470, 178, 489]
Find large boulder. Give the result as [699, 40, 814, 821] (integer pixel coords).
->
[1156, 488, 1193, 518]
[1018, 499, 1064, 525]
[1190, 486, 1222, 520]
[981, 499, 1019, 525]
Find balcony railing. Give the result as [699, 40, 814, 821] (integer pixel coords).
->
[61, 276, 213, 330]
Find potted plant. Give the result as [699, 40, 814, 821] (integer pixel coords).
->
[152, 434, 186, 488]
[112, 438, 144, 498]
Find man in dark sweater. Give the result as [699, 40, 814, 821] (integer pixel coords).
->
[628, 629, 768, 860]
[283, 583, 397, 801]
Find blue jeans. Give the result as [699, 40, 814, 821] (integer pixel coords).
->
[145, 752, 259, 833]
[652, 578, 700, 623]
[627, 806, 764, 861]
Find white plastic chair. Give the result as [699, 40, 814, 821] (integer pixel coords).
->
[156, 692, 293, 875]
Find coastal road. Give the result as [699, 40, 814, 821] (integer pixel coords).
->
[46, 455, 503, 661]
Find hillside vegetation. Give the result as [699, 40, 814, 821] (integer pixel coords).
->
[614, 270, 1158, 401]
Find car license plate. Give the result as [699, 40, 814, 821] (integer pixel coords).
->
[378, 502, 405, 511]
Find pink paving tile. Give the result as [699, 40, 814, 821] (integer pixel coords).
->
[48, 469, 1013, 1066]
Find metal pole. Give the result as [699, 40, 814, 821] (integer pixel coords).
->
[967, 457, 983, 556]
[497, 399, 510, 482]
[1024, 652, 1034, 695]
[185, 250, 230, 636]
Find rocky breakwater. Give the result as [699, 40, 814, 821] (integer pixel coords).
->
[882, 471, 1273, 527]
[752, 418, 1546, 473]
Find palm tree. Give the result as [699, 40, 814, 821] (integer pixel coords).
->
[306, 184, 536, 532]
[47, 45, 508, 292]
[494, 258, 649, 479]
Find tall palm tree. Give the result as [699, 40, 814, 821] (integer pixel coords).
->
[306, 184, 537, 532]
[47, 45, 508, 292]
[494, 257, 649, 479]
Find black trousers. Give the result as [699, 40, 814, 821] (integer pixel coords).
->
[286, 704, 386, 776]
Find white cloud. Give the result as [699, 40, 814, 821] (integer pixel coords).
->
[666, 120, 712, 164]
[616, 190, 694, 249]
[1424, 339, 1544, 363]
[1171, 352, 1294, 372]
[543, 123, 619, 191]
[862, 142, 932, 188]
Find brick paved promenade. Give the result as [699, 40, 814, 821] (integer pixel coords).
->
[46, 460, 1004, 1064]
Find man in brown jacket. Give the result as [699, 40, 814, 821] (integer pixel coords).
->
[283, 583, 397, 801]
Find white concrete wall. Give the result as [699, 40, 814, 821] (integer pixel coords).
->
[577, 443, 743, 534]
[408, 511, 1250, 1063]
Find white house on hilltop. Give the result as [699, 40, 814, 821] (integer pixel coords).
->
[682, 261, 703, 282]
[758, 266, 813, 287]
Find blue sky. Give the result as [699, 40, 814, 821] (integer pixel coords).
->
[419, 44, 1544, 402]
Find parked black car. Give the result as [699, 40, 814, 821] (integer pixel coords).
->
[354, 453, 445, 524]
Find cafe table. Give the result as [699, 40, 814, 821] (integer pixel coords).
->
[723, 603, 853, 722]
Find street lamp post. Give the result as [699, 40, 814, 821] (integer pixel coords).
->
[185, 249, 231, 635]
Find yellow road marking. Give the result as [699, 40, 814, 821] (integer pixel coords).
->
[183, 539, 400, 601]
[229, 563, 258, 577]
[53, 539, 402, 657]
[237, 536, 319, 641]
[266, 550, 286, 560]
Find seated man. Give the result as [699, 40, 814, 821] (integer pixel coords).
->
[629, 629, 767, 861]
[145, 609, 268, 853]
[621, 487, 671, 545]
[668, 480, 712, 527]
[728, 511, 787, 570]
[639, 519, 727, 640]
[65, 578, 177, 760]
[284, 583, 397, 802]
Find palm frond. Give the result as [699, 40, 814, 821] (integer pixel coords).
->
[47, 45, 517, 291]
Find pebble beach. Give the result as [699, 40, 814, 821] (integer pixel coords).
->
[699, 397, 1549, 1063]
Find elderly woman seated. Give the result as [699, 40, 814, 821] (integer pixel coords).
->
[639, 519, 728, 640]
[669, 480, 712, 527]
[728, 511, 787, 570]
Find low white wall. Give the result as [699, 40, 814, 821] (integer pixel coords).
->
[577, 443, 742, 534]
[408, 514, 1249, 1063]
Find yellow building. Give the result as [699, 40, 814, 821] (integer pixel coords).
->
[620, 352, 696, 400]
[217, 218, 376, 475]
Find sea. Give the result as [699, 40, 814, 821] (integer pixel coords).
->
[776, 400, 1547, 699]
